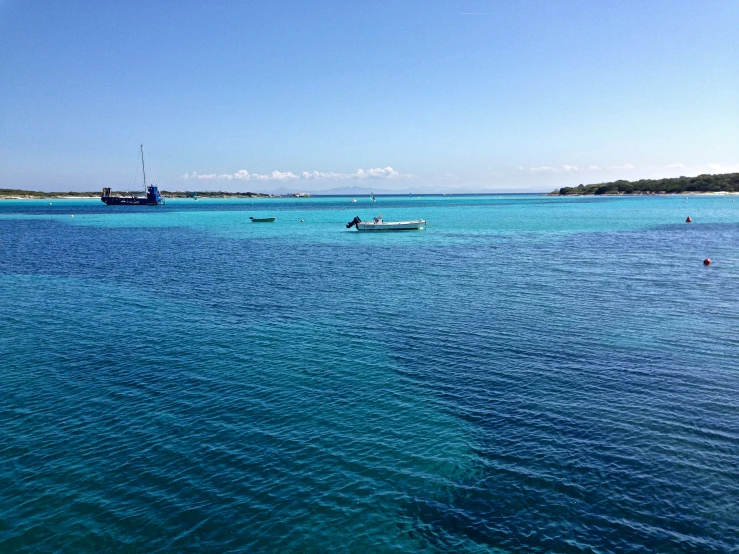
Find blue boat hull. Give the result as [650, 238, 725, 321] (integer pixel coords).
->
[101, 196, 162, 205]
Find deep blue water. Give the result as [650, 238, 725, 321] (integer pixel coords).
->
[1, 195, 738, 552]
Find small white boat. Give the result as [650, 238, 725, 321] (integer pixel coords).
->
[346, 214, 426, 231]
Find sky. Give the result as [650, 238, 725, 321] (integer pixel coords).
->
[1, 0, 737, 193]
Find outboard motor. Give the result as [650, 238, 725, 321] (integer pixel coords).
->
[346, 216, 361, 229]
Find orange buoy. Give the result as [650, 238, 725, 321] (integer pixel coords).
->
[686, 216, 692, 223]
[704, 258, 712, 266]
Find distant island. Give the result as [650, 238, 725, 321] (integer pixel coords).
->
[551, 173, 739, 196]
[0, 189, 311, 199]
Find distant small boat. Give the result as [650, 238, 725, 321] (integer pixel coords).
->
[250, 217, 276, 222]
[352, 199, 357, 202]
[346, 214, 426, 231]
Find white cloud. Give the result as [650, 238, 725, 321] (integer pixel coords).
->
[441, 172, 461, 180]
[180, 172, 231, 181]
[180, 170, 299, 181]
[666, 164, 685, 169]
[301, 170, 346, 180]
[181, 166, 407, 182]
[263, 170, 299, 181]
[355, 167, 399, 179]
[609, 163, 635, 170]
[528, 164, 603, 173]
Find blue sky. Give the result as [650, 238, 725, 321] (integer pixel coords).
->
[1, 0, 737, 192]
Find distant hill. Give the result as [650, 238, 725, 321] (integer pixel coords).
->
[552, 173, 739, 195]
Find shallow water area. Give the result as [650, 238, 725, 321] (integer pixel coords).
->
[1, 194, 738, 552]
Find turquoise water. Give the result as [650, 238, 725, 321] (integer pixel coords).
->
[1, 194, 738, 552]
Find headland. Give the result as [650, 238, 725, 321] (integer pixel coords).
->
[550, 172, 739, 196]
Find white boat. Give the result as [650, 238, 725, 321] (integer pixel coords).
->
[346, 214, 426, 231]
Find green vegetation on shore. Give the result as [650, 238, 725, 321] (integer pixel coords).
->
[553, 173, 739, 196]
[0, 189, 98, 199]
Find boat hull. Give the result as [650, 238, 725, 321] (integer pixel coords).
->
[356, 220, 425, 231]
[250, 217, 276, 222]
[101, 196, 161, 205]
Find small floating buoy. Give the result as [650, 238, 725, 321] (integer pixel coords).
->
[685, 216, 692, 223]
[300, 219, 304, 222]
[70, 215, 74, 218]
[703, 258, 712, 266]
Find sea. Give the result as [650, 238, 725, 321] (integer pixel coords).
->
[1, 194, 737, 553]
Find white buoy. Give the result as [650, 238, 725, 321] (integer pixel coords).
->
[70, 215, 74, 218]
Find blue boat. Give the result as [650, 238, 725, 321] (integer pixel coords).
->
[101, 145, 165, 206]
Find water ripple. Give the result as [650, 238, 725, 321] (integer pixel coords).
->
[1, 197, 738, 552]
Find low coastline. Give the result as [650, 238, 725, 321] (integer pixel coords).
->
[545, 190, 739, 197]
[0, 190, 311, 200]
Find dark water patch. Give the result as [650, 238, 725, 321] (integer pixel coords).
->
[375, 229, 739, 552]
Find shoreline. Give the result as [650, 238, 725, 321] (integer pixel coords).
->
[0, 188, 312, 200]
[0, 196, 104, 200]
[545, 191, 739, 197]
[0, 193, 309, 200]
[4, 191, 739, 200]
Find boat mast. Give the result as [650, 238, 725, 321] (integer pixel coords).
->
[140, 144, 147, 192]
